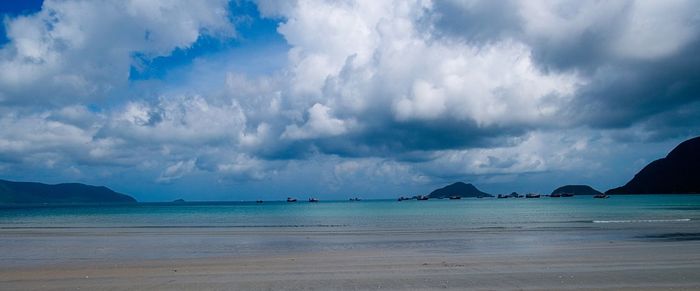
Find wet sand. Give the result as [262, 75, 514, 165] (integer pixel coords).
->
[1, 226, 700, 290]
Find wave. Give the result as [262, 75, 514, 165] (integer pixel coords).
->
[593, 218, 691, 223]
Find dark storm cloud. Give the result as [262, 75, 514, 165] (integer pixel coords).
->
[254, 105, 532, 162]
[431, 0, 630, 72]
[567, 40, 700, 130]
[432, 0, 700, 137]
[326, 119, 527, 160]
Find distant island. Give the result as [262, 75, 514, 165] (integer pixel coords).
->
[0, 179, 137, 204]
[427, 182, 493, 198]
[551, 185, 602, 196]
[607, 136, 700, 194]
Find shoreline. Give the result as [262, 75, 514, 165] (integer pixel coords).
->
[2, 240, 700, 290]
[2, 224, 700, 290]
[2, 196, 699, 290]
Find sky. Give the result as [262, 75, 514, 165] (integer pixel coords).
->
[0, 0, 698, 202]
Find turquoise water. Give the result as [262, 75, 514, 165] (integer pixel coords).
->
[2, 195, 700, 266]
[2, 195, 699, 230]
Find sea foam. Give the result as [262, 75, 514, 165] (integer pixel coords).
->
[593, 218, 691, 223]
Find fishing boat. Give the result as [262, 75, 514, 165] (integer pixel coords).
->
[287, 197, 297, 202]
[593, 194, 609, 199]
[525, 193, 541, 198]
[448, 196, 461, 200]
[309, 198, 319, 202]
[416, 195, 429, 201]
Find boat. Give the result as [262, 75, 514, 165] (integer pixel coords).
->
[416, 195, 429, 201]
[561, 193, 574, 197]
[349, 197, 361, 201]
[255, 200, 264, 203]
[550, 193, 562, 198]
[525, 193, 541, 198]
[593, 194, 609, 199]
[286, 197, 297, 202]
[497, 194, 509, 199]
[397, 196, 409, 201]
[309, 198, 319, 202]
[448, 196, 461, 200]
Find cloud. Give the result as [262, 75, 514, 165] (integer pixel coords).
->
[430, 0, 700, 130]
[0, 107, 135, 168]
[611, 0, 699, 60]
[1, 0, 699, 199]
[215, 153, 270, 181]
[0, 0, 233, 105]
[0, 95, 264, 183]
[249, 0, 582, 160]
[281, 103, 354, 140]
[157, 159, 196, 183]
[103, 95, 247, 146]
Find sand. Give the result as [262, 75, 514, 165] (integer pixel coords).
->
[1, 226, 700, 290]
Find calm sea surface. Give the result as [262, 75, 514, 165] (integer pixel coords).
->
[2, 195, 700, 266]
[2, 195, 700, 229]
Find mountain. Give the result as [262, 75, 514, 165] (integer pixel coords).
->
[427, 182, 493, 198]
[606, 136, 700, 194]
[551, 185, 602, 195]
[0, 179, 137, 204]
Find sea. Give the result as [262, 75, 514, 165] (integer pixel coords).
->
[2, 195, 700, 266]
[2, 195, 699, 229]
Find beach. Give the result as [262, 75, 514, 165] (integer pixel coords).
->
[3, 0, 699, 288]
[2, 197, 700, 290]
[2, 225, 700, 290]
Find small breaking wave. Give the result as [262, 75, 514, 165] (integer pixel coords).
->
[593, 218, 691, 223]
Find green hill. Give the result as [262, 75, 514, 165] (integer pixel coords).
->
[0, 179, 136, 204]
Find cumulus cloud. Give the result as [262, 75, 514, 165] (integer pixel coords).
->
[282, 103, 354, 140]
[1, 0, 699, 199]
[0, 0, 233, 105]
[104, 96, 247, 145]
[0, 95, 263, 184]
[249, 0, 583, 160]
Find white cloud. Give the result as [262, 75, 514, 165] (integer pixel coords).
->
[395, 80, 447, 120]
[612, 0, 699, 59]
[216, 154, 269, 180]
[107, 95, 247, 145]
[324, 157, 430, 192]
[267, 0, 579, 132]
[0, 0, 233, 105]
[0, 110, 122, 166]
[0, 95, 256, 183]
[281, 103, 354, 140]
[517, 0, 700, 61]
[157, 159, 196, 183]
